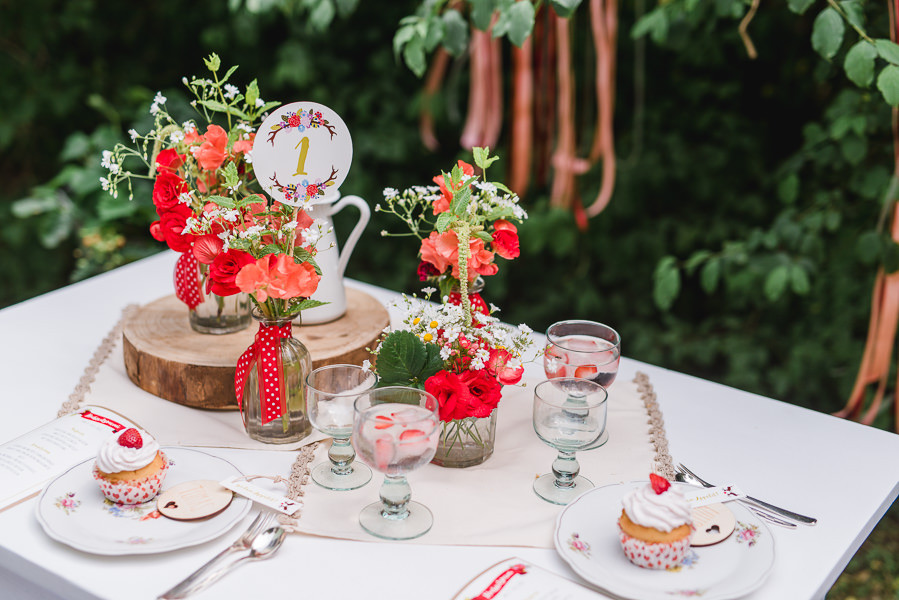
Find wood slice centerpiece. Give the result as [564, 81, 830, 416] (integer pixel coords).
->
[123, 288, 389, 410]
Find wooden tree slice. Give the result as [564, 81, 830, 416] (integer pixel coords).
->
[123, 288, 389, 410]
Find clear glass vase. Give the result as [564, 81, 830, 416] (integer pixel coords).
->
[179, 261, 252, 334]
[431, 410, 497, 468]
[240, 312, 312, 444]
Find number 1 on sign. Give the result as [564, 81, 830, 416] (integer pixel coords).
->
[294, 137, 310, 176]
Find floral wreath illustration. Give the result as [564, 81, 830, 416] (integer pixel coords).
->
[269, 168, 339, 205]
[267, 108, 337, 144]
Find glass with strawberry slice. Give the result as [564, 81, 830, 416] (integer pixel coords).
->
[352, 387, 440, 540]
[544, 320, 620, 388]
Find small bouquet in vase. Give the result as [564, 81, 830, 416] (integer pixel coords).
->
[100, 53, 282, 333]
[372, 149, 533, 467]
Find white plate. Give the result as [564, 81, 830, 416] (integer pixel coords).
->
[36, 447, 251, 555]
[554, 481, 775, 600]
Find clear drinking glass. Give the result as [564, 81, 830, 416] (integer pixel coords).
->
[533, 377, 608, 505]
[352, 387, 440, 540]
[544, 320, 621, 387]
[306, 364, 379, 490]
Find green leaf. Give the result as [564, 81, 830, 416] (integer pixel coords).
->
[11, 195, 61, 217]
[471, 0, 497, 31]
[840, 134, 867, 164]
[856, 231, 881, 264]
[204, 53, 221, 73]
[473, 147, 490, 170]
[884, 241, 899, 273]
[309, 0, 336, 31]
[844, 41, 877, 87]
[435, 211, 454, 233]
[764, 265, 790, 301]
[653, 256, 681, 311]
[473, 230, 493, 243]
[402, 35, 427, 77]
[423, 15, 444, 52]
[494, 1, 535, 47]
[206, 194, 236, 209]
[700, 259, 720, 293]
[197, 99, 250, 120]
[441, 9, 469, 57]
[811, 8, 844, 61]
[222, 162, 240, 187]
[878, 65, 899, 106]
[375, 331, 443, 387]
[219, 64, 239, 85]
[787, 0, 815, 14]
[393, 24, 416, 59]
[839, 1, 865, 30]
[631, 9, 668, 44]
[450, 185, 471, 216]
[291, 298, 329, 312]
[245, 79, 260, 108]
[684, 250, 711, 275]
[550, 0, 583, 18]
[790, 264, 811, 295]
[778, 174, 800, 204]
[875, 39, 899, 66]
[335, 0, 359, 17]
[293, 248, 322, 275]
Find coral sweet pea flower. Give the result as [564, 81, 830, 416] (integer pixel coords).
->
[193, 124, 228, 171]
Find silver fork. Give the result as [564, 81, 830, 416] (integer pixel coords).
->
[676, 463, 817, 526]
[674, 471, 797, 529]
[158, 511, 277, 599]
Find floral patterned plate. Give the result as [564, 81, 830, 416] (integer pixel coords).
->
[554, 481, 775, 600]
[35, 447, 251, 555]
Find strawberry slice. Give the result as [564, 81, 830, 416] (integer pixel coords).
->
[374, 415, 394, 430]
[574, 365, 599, 379]
[118, 428, 143, 449]
[373, 436, 395, 471]
[649, 473, 671, 495]
[399, 429, 426, 441]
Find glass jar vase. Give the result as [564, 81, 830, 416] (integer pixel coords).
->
[174, 254, 252, 334]
[431, 410, 497, 468]
[239, 312, 312, 444]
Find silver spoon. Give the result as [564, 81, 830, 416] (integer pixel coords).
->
[159, 526, 287, 599]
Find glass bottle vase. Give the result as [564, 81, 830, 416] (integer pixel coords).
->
[240, 312, 312, 444]
[431, 410, 497, 468]
[176, 260, 252, 334]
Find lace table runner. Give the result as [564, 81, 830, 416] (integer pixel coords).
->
[61, 306, 674, 547]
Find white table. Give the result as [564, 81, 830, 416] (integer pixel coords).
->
[1, 250, 897, 600]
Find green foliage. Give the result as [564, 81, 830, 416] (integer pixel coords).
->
[374, 330, 443, 388]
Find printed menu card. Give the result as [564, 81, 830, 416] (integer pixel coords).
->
[452, 558, 604, 600]
[0, 406, 136, 511]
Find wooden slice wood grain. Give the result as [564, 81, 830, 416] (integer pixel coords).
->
[123, 288, 388, 410]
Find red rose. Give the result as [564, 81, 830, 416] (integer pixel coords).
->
[306, 184, 319, 198]
[155, 148, 186, 174]
[152, 171, 188, 216]
[459, 369, 503, 417]
[491, 219, 520, 260]
[149, 220, 164, 242]
[207, 249, 255, 296]
[157, 204, 195, 252]
[425, 370, 473, 422]
[288, 113, 302, 128]
[417, 261, 440, 281]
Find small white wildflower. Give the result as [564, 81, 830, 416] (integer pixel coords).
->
[182, 77, 189, 85]
[237, 122, 255, 133]
[383, 187, 398, 199]
[182, 121, 196, 133]
[421, 286, 436, 296]
[244, 151, 253, 164]
[518, 323, 532, 335]
[282, 220, 299, 231]
[362, 359, 372, 371]
[301, 226, 322, 246]
[178, 192, 193, 205]
[255, 98, 265, 108]
[222, 209, 240, 222]
[99, 177, 109, 191]
[128, 129, 139, 142]
[227, 181, 242, 194]
[169, 130, 184, 144]
[223, 84, 239, 99]
[240, 225, 265, 238]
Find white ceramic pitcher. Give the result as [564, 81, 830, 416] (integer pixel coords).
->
[300, 192, 371, 324]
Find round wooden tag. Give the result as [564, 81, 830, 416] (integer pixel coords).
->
[157, 480, 234, 521]
[690, 503, 737, 546]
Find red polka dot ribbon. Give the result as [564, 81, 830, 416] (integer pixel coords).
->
[234, 321, 293, 425]
[173, 251, 202, 309]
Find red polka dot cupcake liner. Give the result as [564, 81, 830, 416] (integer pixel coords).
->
[619, 528, 691, 570]
[92, 451, 170, 505]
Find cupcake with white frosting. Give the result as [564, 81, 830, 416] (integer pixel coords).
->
[618, 473, 692, 569]
[92, 428, 169, 505]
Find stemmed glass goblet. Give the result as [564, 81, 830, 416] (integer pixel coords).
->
[544, 320, 621, 387]
[533, 377, 608, 505]
[353, 386, 441, 540]
[306, 364, 378, 491]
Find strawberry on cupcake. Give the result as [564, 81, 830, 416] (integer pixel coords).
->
[618, 473, 693, 570]
[92, 428, 169, 505]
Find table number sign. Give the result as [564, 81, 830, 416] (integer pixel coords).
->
[251, 101, 353, 207]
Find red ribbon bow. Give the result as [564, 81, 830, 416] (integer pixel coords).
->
[174, 251, 202, 309]
[234, 321, 293, 424]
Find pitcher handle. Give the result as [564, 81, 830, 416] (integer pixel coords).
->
[327, 194, 371, 278]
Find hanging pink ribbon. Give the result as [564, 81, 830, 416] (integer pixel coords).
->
[173, 251, 202, 309]
[234, 321, 292, 425]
